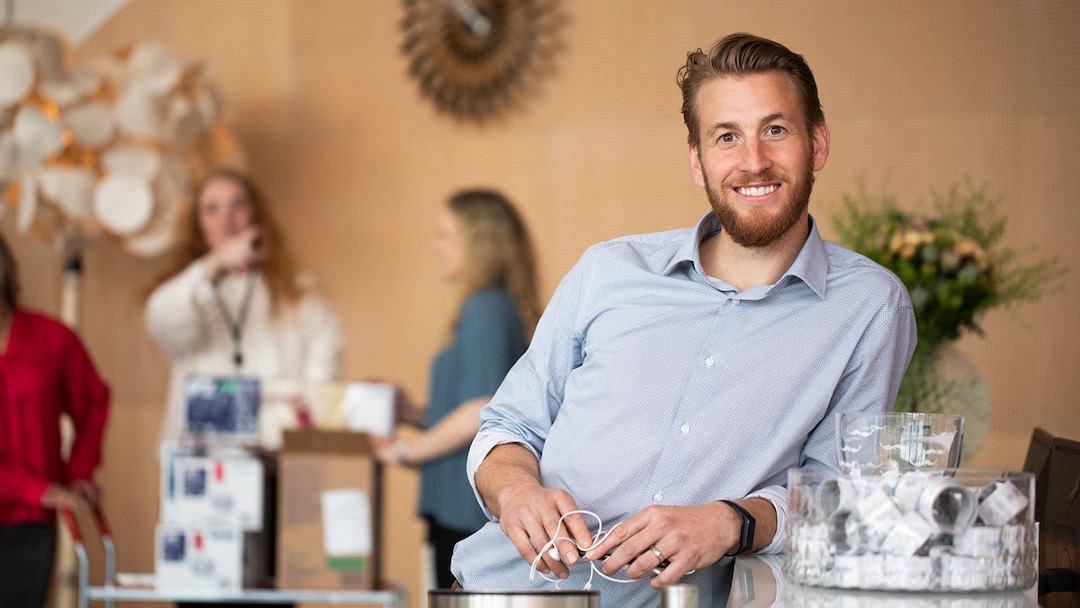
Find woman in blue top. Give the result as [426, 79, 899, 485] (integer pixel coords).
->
[374, 188, 541, 589]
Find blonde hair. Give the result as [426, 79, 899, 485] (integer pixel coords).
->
[150, 168, 301, 312]
[446, 188, 541, 343]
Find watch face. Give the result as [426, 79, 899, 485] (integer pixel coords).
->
[400, 0, 565, 122]
[722, 499, 755, 555]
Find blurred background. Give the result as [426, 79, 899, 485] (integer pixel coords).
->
[3, 1, 1078, 606]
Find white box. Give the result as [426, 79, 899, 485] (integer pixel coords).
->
[258, 380, 395, 450]
[160, 443, 264, 531]
[155, 524, 243, 591]
[342, 382, 395, 438]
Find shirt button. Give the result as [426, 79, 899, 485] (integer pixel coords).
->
[653, 493, 663, 503]
[681, 423, 690, 434]
[705, 356, 715, 368]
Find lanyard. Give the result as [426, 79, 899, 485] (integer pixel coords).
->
[212, 272, 257, 370]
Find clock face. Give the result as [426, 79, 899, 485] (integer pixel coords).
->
[400, 0, 564, 123]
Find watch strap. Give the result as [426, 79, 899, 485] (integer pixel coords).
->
[720, 499, 756, 555]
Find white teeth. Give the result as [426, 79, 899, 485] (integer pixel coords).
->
[737, 185, 778, 197]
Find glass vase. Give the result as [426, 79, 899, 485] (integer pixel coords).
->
[893, 343, 990, 464]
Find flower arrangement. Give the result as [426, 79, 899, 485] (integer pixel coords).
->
[832, 180, 1067, 418]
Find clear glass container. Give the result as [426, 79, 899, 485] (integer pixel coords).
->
[785, 467, 1037, 592]
[837, 412, 965, 476]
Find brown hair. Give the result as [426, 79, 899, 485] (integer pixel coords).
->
[0, 232, 20, 314]
[446, 188, 542, 343]
[151, 168, 301, 312]
[677, 32, 825, 149]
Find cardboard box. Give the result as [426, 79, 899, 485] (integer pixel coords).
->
[159, 442, 264, 531]
[276, 430, 381, 590]
[155, 524, 244, 591]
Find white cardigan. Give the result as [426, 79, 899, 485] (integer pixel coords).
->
[145, 259, 343, 441]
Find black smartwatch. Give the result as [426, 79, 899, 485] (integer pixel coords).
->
[720, 499, 756, 555]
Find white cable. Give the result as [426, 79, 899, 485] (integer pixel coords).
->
[528, 510, 642, 590]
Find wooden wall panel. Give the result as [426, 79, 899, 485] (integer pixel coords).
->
[4, 1, 1077, 606]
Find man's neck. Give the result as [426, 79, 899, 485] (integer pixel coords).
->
[700, 218, 810, 292]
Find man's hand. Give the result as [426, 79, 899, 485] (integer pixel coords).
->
[493, 481, 593, 579]
[475, 444, 595, 579]
[582, 498, 774, 589]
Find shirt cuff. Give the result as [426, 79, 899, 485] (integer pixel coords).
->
[466, 431, 542, 521]
[747, 485, 789, 554]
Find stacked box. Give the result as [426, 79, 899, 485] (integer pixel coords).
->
[276, 430, 381, 590]
[156, 404, 267, 592]
[159, 445, 264, 530]
[155, 525, 244, 591]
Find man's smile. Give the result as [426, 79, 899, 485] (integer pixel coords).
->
[734, 184, 780, 197]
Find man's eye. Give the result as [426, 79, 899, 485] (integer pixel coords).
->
[719, 133, 735, 144]
[766, 125, 785, 136]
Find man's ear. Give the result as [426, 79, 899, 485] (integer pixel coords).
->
[812, 122, 831, 172]
[688, 144, 706, 188]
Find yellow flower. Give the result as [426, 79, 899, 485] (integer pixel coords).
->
[889, 232, 904, 253]
[953, 236, 984, 259]
[902, 229, 924, 247]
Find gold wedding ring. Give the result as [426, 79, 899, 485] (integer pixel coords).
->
[650, 545, 665, 565]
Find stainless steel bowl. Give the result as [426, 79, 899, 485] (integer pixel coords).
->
[429, 589, 600, 608]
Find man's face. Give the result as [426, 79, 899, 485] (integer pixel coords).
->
[688, 72, 830, 248]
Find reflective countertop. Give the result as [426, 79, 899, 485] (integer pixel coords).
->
[729, 555, 1038, 608]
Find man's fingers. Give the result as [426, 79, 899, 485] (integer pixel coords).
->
[556, 510, 596, 550]
[505, 525, 545, 572]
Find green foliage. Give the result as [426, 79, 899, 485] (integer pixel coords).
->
[833, 179, 1068, 362]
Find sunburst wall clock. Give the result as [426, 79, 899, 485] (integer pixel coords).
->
[401, 0, 564, 123]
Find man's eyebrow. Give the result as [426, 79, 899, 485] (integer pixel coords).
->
[705, 121, 739, 138]
[760, 112, 790, 125]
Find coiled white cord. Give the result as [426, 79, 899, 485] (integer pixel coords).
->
[528, 510, 641, 590]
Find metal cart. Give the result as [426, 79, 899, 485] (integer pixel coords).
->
[63, 508, 407, 608]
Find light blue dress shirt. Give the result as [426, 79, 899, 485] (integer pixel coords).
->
[452, 213, 916, 603]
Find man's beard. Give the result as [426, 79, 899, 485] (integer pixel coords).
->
[704, 158, 815, 248]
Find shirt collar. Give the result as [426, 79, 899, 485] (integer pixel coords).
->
[666, 212, 829, 299]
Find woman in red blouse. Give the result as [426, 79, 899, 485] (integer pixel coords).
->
[0, 234, 110, 608]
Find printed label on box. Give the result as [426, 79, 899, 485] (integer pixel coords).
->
[184, 376, 260, 438]
[321, 488, 372, 562]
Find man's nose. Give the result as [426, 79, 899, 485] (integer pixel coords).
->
[739, 138, 772, 175]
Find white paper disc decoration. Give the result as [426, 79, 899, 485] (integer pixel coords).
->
[40, 68, 102, 107]
[0, 42, 35, 107]
[39, 166, 95, 220]
[101, 145, 161, 181]
[64, 102, 115, 148]
[13, 105, 65, 165]
[93, 174, 154, 236]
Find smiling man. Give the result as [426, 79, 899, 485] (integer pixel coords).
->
[450, 33, 917, 606]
